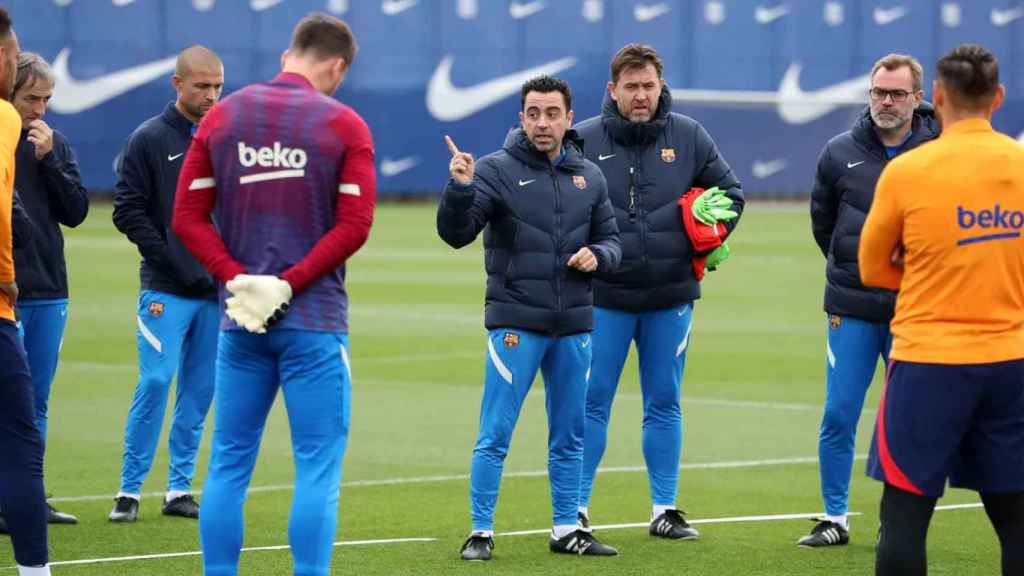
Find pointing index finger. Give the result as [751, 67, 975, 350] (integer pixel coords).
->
[444, 135, 461, 157]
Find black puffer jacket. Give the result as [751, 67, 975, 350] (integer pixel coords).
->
[437, 128, 621, 336]
[810, 104, 940, 322]
[575, 87, 743, 311]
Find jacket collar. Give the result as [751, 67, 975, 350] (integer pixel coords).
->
[601, 85, 671, 145]
[503, 127, 586, 172]
[272, 72, 316, 91]
[851, 102, 940, 152]
[161, 102, 195, 137]
[940, 117, 993, 137]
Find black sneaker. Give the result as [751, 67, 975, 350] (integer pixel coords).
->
[108, 496, 139, 523]
[460, 533, 493, 561]
[797, 519, 849, 548]
[162, 494, 199, 519]
[47, 503, 77, 524]
[549, 529, 618, 556]
[650, 509, 700, 540]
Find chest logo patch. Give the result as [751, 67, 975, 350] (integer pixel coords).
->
[148, 302, 165, 318]
[573, 175, 587, 190]
[661, 148, 676, 163]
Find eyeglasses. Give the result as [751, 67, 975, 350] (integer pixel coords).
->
[869, 88, 912, 102]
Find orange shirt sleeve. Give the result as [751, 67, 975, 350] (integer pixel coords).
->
[859, 159, 905, 290]
[0, 101, 22, 285]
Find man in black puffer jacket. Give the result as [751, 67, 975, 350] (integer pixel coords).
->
[574, 44, 744, 543]
[801, 53, 939, 549]
[439, 76, 621, 562]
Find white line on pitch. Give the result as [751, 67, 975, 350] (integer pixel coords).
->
[49, 455, 854, 504]
[935, 502, 983, 511]
[17, 537, 436, 569]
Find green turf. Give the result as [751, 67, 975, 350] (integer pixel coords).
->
[0, 202, 1000, 574]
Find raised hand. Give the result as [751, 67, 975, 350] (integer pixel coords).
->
[26, 119, 54, 160]
[445, 135, 475, 186]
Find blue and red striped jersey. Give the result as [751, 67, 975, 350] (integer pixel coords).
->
[173, 72, 376, 332]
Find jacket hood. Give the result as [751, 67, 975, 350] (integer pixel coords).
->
[502, 126, 585, 171]
[851, 101, 940, 150]
[601, 85, 672, 145]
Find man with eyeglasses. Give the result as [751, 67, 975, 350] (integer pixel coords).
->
[803, 53, 939, 548]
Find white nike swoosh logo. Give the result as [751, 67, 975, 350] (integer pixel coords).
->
[113, 0, 136, 5]
[327, 0, 349, 15]
[991, 7, 1024, 26]
[581, 337, 590, 348]
[873, 5, 908, 26]
[847, 160, 865, 168]
[382, 0, 417, 16]
[193, 0, 216, 11]
[582, 0, 603, 22]
[168, 153, 184, 162]
[670, 63, 869, 125]
[823, 1, 844, 26]
[518, 179, 536, 186]
[427, 56, 577, 122]
[509, 1, 544, 19]
[754, 4, 789, 24]
[598, 153, 615, 161]
[250, 0, 285, 11]
[752, 159, 787, 178]
[380, 156, 419, 177]
[634, 2, 670, 22]
[49, 48, 178, 115]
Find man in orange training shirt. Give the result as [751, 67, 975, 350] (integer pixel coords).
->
[0, 6, 53, 575]
[860, 43, 1024, 576]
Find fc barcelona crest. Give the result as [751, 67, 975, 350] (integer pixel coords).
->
[830, 314, 841, 330]
[661, 148, 676, 163]
[503, 332, 520, 348]
[572, 175, 587, 190]
[148, 302, 165, 318]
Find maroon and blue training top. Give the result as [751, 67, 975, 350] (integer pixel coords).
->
[172, 72, 376, 333]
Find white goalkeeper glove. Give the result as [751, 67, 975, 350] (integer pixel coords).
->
[225, 274, 293, 334]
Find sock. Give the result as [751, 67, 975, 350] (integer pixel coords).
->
[166, 490, 188, 503]
[18, 565, 51, 576]
[578, 506, 589, 519]
[825, 514, 849, 529]
[653, 504, 674, 520]
[470, 529, 493, 538]
[876, 483, 936, 576]
[551, 524, 577, 539]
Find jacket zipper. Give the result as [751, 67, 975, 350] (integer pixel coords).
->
[552, 165, 563, 334]
[632, 150, 648, 265]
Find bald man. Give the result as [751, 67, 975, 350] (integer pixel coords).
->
[110, 45, 224, 523]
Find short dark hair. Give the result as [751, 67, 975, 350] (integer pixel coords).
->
[936, 44, 1000, 110]
[521, 75, 571, 111]
[0, 7, 11, 41]
[610, 43, 663, 84]
[289, 12, 357, 66]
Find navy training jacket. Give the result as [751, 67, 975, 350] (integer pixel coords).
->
[13, 128, 89, 299]
[437, 128, 621, 336]
[810, 104, 939, 323]
[113, 102, 216, 299]
[575, 87, 744, 311]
